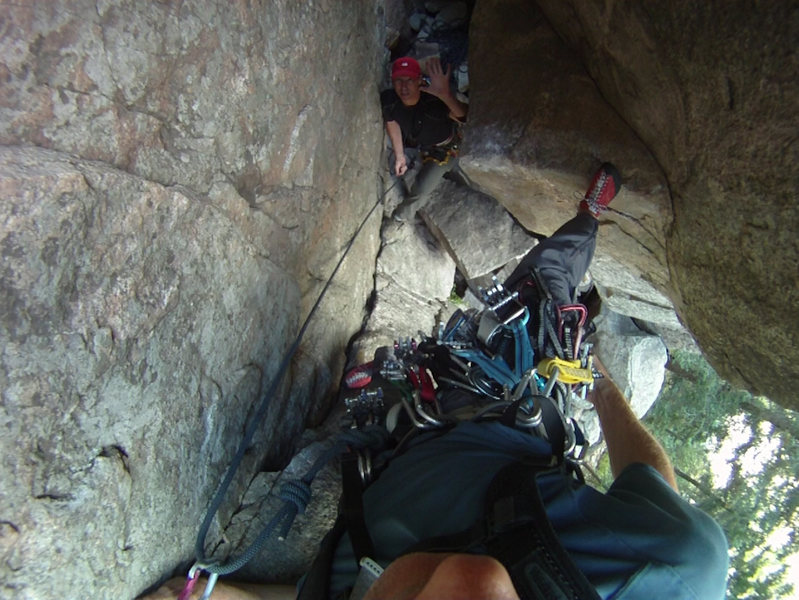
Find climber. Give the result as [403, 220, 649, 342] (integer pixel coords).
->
[382, 55, 468, 222]
[141, 164, 728, 600]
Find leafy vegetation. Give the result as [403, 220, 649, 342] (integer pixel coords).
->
[633, 351, 798, 599]
[449, 284, 466, 305]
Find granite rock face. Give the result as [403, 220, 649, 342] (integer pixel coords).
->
[349, 217, 456, 366]
[0, 2, 385, 599]
[465, 0, 799, 409]
[421, 179, 537, 284]
[2, 0, 797, 597]
[463, 0, 672, 294]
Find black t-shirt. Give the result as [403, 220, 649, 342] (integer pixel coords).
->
[381, 89, 458, 151]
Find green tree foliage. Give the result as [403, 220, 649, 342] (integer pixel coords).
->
[644, 351, 798, 600]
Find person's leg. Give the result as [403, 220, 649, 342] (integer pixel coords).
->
[393, 156, 456, 221]
[504, 211, 598, 306]
[504, 163, 621, 306]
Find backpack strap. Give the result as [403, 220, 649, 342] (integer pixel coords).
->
[485, 462, 601, 600]
[296, 516, 347, 600]
[396, 459, 600, 600]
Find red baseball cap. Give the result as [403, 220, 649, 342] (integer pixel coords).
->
[392, 56, 421, 80]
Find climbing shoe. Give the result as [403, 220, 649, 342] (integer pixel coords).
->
[579, 162, 622, 216]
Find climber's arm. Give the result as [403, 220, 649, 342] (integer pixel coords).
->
[589, 358, 678, 492]
[424, 57, 467, 121]
[385, 120, 408, 176]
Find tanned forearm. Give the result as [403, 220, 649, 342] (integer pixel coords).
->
[590, 373, 679, 492]
[386, 120, 404, 156]
[435, 90, 468, 121]
[138, 577, 295, 600]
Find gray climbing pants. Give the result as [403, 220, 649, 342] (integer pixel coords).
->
[504, 211, 598, 307]
[390, 148, 458, 220]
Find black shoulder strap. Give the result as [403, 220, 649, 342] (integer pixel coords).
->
[297, 453, 375, 600]
[485, 462, 601, 600]
[500, 394, 567, 461]
[340, 452, 375, 561]
[396, 460, 599, 600]
[296, 516, 347, 600]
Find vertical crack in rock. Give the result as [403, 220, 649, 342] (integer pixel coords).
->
[98, 444, 131, 476]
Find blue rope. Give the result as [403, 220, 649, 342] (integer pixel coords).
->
[192, 182, 398, 576]
[278, 480, 312, 515]
[198, 425, 389, 575]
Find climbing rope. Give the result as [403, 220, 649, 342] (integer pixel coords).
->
[184, 179, 399, 598]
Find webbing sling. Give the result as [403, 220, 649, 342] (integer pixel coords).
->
[340, 452, 376, 561]
[500, 392, 568, 459]
[484, 462, 600, 600]
[296, 452, 380, 600]
[296, 516, 347, 600]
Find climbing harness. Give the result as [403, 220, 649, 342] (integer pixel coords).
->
[420, 127, 462, 166]
[179, 179, 399, 599]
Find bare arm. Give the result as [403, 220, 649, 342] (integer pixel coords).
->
[424, 57, 468, 121]
[138, 577, 295, 600]
[385, 120, 408, 176]
[590, 360, 678, 492]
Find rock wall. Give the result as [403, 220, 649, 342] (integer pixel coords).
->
[0, 2, 385, 598]
[2, 0, 797, 597]
[462, 0, 677, 328]
[464, 0, 799, 409]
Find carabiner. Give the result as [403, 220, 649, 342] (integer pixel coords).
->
[199, 572, 219, 600]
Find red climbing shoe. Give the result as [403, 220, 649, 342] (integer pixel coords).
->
[579, 163, 622, 217]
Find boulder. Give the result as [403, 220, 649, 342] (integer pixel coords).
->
[576, 310, 669, 448]
[592, 311, 669, 420]
[421, 179, 538, 284]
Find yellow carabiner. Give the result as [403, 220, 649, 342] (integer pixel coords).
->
[537, 356, 594, 385]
